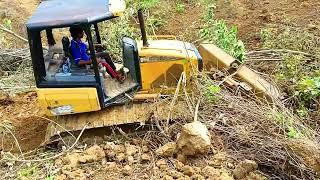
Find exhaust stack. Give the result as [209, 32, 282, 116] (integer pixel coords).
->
[138, 9, 149, 47]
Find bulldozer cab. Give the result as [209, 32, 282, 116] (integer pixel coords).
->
[26, 0, 203, 117]
[26, 0, 141, 115]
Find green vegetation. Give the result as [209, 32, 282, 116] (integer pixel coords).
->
[136, 0, 159, 10]
[204, 85, 221, 103]
[175, 2, 185, 14]
[146, 12, 166, 33]
[99, 0, 163, 60]
[100, 10, 138, 60]
[266, 111, 303, 139]
[297, 77, 320, 103]
[0, 18, 13, 48]
[261, 27, 320, 113]
[17, 166, 39, 179]
[199, 2, 246, 63]
[2, 19, 12, 29]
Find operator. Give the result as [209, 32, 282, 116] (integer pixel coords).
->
[69, 26, 125, 83]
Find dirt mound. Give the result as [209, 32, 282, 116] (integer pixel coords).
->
[0, 92, 47, 151]
[287, 139, 320, 173]
[176, 121, 211, 156]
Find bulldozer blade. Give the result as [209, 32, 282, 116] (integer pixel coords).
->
[199, 43, 280, 100]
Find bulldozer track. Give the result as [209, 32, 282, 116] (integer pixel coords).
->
[45, 101, 187, 143]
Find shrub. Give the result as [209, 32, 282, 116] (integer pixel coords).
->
[200, 20, 246, 63]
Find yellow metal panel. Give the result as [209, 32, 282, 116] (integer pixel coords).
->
[198, 43, 235, 70]
[37, 88, 101, 116]
[137, 40, 198, 60]
[136, 39, 200, 93]
[140, 59, 198, 92]
[199, 43, 280, 100]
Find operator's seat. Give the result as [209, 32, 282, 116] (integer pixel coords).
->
[61, 36, 129, 76]
[62, 36, 75, 66]
[61, 36, 90, 73]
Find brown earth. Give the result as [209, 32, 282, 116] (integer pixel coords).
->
[215, 0, 320, 49]
[157, 3, 204, 43]
[0, 0, 39, 48]
[0, 92, 47, 152]
[0, 0, 38, 33]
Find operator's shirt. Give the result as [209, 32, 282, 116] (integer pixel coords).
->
[70, 39, 91, 65]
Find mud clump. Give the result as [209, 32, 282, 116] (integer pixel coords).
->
[79, 145, 106, 163]
[156, 142, 177, 157]
[156, 159, 168, 170]
[125, 143, 139, 156]
[0, 93, 14, 106]
[58, 145, 105, 169]
[122, 165, 133, 176]
[182, 165, 194, 176]
[61, 169, 86, 180]
[201, 166, 233, 180]
[209, 152, 227, 168]
[141, 153, 152, 162]
[156, 121, 211, 160]
[176, 121, 211, 156]
[104, 162, 119, 172]
[233, 160, 258, 179]
[51, 140, 246, 179]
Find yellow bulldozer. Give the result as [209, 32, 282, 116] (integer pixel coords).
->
[26, 0, 278, 142]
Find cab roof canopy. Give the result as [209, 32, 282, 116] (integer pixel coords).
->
[26, 0, 115, 30]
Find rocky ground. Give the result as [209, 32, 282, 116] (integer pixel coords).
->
[51, 122, 265, 180]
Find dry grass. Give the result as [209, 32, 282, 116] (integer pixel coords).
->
[0, 48, 35, 93]
[190, 72, 319, 179]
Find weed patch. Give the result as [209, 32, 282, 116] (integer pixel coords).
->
[175, 2, 185, 14]
[262, 27, 320, 112]
[199, 2, 245, 63]
[204, 84, 221, 103]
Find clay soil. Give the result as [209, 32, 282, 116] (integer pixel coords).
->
[0, 0, 40, 48]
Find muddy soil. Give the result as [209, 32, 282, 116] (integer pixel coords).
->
[215, 0, 320, 48]
[0, 0, 317, 156]
[0, 0, 39, 32]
